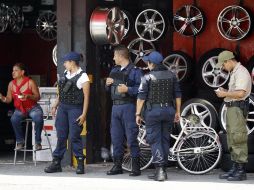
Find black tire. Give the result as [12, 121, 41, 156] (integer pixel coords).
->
[163, 51, 194, 84]
[121, 10, 134, 39]
[180, 98, 219, 131]
[220, 153, 254, 172]
[196, 88, 223, 103]
[197, 48, 228, 89]
[246, 55, 254, 93]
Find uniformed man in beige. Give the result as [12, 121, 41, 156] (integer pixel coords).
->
[215, 50, 251, 181]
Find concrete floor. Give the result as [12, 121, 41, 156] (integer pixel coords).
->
[0, 151, 253, 190]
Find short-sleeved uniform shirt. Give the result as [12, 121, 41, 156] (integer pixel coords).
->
[65, 68, 89, 89]
[224, 62, 252, 102]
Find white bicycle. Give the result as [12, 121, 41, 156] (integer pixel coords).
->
[122, 118, 222, 174]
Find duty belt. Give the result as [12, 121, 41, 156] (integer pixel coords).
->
[113, 100, 134, 105]
[149, 102, 173, 108]
[225, 100, 245, 107]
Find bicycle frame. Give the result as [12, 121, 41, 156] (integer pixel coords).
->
[169, 119, 219, 161]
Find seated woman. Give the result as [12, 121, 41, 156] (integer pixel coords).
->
[0, 63, 44, 150]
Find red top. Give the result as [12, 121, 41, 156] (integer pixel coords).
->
[12, 77, 37, 113]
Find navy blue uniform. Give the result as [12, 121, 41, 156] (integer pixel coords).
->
[107, 63, 143, 159]
[138, 66, 181, 165]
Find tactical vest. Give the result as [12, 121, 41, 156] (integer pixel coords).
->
[147, 70, 174, 104]
[109, 64, 134, 102]
[59, 71, 84, 105]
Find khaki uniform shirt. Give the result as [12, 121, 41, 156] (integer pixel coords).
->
[224, 62, 252, 102]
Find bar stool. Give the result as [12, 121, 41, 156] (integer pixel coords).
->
[13, 118, 53, 166]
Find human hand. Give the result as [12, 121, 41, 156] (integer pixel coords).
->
[174, 112, 180, 123]
[117, 84, 128, 93]
[76, 114, 86, 126]
[51, 107, 57, 117]
[106, 78, 114, 86]
[215, 90, 227, 98]
[136, 115, 144, 126]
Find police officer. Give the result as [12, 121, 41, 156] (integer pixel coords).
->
[215, 50, 251, 181]
[136, 51, 181, 181]
[106, 45, 143, 176]
[44, 52, 90, 174]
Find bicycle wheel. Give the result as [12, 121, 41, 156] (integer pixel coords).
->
[176, 131, 221, 174]
[122, 144, 153, 171]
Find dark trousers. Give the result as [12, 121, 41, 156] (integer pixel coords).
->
[11, 105, 44, 144]
[53, 103, 84, 159]
[144, 106, 175, 165]
[110, 103, 139, 158]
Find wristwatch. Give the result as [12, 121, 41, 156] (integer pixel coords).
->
[135, 113, 141, 116]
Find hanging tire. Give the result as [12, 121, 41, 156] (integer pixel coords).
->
[218, 93, 254, 135]
[217, 5, 252, 41]
[135, 9, 166, 42]
[173, 5, 205, 36]
[180, 98, 219, 131]
[89, 7, 125, 45]
[197, 48, 230, 89]
[162, 51, 194, 83]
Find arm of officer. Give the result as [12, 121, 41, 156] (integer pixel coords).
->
[173, 75, 182, 122]
[136, 99, 145, 125]
[0, 81, 13, 103]
[216, 71, 250, 99]
[135, 76, 148, 125]
[126, 69, 143, 96]
[216, 90, 246, 99]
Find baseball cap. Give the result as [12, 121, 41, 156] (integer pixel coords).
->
[142, 51, 164, 65]
[62, 51, 81, 63]
[216, 50, 235, 68]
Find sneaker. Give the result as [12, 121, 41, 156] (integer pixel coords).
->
[16, 143, 24, 150]
[35, 144, 42, 150]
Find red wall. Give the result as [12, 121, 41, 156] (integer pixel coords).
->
[173, 0, 254, 65]
[0, 29, 57, 86]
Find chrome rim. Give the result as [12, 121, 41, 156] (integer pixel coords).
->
[127, 38, 155, 66]
[163, 54, 188, 81]
[52, 45, 57, 66]
[135, 9, 165, 42]
[202, 56, 229, 87]
[217, 5, 251, 41]
[220, 96, 254, 135]
[180, 102, 214, 129]
[36, 11, 57, 41]
[9, 6, 24, 33]
[122, 10, 130, 39]
[0, 3, 8, 33]
[90, 7, 124, 45]
[173, 5, 204, 36]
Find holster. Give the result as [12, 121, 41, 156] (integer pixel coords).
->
[240, 100, 249, 118]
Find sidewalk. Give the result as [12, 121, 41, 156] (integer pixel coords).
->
[0, 160, 253, 190]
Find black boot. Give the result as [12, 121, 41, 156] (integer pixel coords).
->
[219, 162, 237, 179]
[129, 157, 141, 176]
[44, 157, 62, 173]
[106, 158, 123, 175]
[227, 163, 247, 181]
[154, 166, 167, 181]
[148, 166, 168, 179]
[76, 157, 85, 174]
